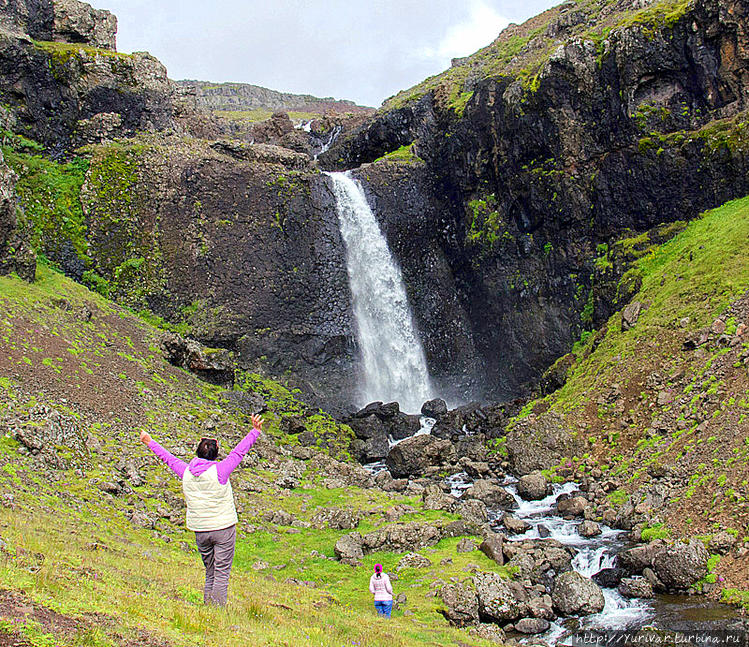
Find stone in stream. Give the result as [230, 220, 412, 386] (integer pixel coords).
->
[516, 472, 550, 500]
[551, 571, 605, 616]
[578, 520, 602, 537]
[463, 479, 517, 509]
[618, 540, 665, 574]
[592, 567, 626, 588]
[386, 412, 421, 441]
[618, 576, 654, 599]
[537, 524, 552, 538]
[385, 434, 456, 478]
[652, 539, 709, 591]
[421, 398, 448, 418]
[502, 514, 531, 534]
[515, 617, 551, 634]
[556, 495, 588, 518]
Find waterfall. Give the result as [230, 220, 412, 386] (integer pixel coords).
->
[327, 171, 433, 413]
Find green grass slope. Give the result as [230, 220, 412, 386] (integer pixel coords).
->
[384, 0, 692, 112]
[0, 265, 501, 646]
[507, 194, 749, 601]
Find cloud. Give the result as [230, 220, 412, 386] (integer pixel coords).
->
[419, 0, 510, 63]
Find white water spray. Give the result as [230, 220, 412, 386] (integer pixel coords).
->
[327, 171, 434, 412]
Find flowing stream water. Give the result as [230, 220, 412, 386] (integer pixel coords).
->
[445, 471, 743, 644]
[327, 171, 433, 412]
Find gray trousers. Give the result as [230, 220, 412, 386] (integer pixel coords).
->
[195, 524, 236, 606]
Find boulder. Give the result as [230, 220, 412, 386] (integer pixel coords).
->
[454, 499, 488, 525]
[552, 571, 605, 616]
[310, 507, 362, 530]
[463, 460, 492, 479]
[422, 484, 456, 512]
[386, 412, 421, 440]
[592, 568, 626, 588]
[440, 581, 479, 626]
[578, 520, 601, 537]
[506, 412, 585, 474]
[362, 522, 442, 553]
[53, 0, 118, 50]
[334, 533, 363, 566]
[621, 300, 643, 331]
[502, 515, 531, 534]
[515, 617, 551, 634]
[347, 414, 383, 440]
[468, 623, 506, 643]
[421, 398, 448, 418]
[652, 540, 709, 591]
[479, 533, 504, 565]
[473, 571, 528, 623]
[385, 434, 456, 478]
[556, 495, 588, 518]
[516, 472, 550, 500]
[708, 531, 736, 555]
[160, 332, 234, 386]
[463, 480, 517, 510]
[396, 552, 432, 570]
[618, 541, 665, 574]
[456, 538, 477, 553]
[618, 576, 654, 599]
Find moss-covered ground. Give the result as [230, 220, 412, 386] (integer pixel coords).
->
[0, 265, 499, 646]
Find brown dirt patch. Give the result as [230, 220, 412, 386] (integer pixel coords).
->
[0, 589, 171, 647]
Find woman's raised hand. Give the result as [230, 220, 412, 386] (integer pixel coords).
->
[251, 414, 264, 431]
[139, 430, 153, 445]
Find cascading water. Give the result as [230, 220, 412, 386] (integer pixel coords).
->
[327, 171, 434, 412]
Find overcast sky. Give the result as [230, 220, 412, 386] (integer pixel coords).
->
[88, 0, 558, 107]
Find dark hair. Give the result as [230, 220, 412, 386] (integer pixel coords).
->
[196, 438, 218, 460]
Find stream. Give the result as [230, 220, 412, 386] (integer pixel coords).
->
[365, 431, 743, 644]
[447, 470, 744, 644]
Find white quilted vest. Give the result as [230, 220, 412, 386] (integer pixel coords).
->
[182, 464, 238, 532]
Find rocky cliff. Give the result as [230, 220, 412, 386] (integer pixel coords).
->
[321, 0, 749, 401]
[177, 79, 374, 116]
[1, 0, 749, 411]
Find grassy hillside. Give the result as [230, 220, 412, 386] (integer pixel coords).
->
[383, 0, 692, 112]
[508, 194, 749, 603]
[0, 264, 504, 647]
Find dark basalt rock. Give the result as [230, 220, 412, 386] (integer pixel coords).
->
[318, 0, 749, 404]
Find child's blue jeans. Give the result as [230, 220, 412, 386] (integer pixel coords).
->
[374, 600, 392, 618]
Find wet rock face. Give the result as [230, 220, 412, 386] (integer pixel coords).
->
[79, 140, 358, 410]
[551, 571, 605, 616]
